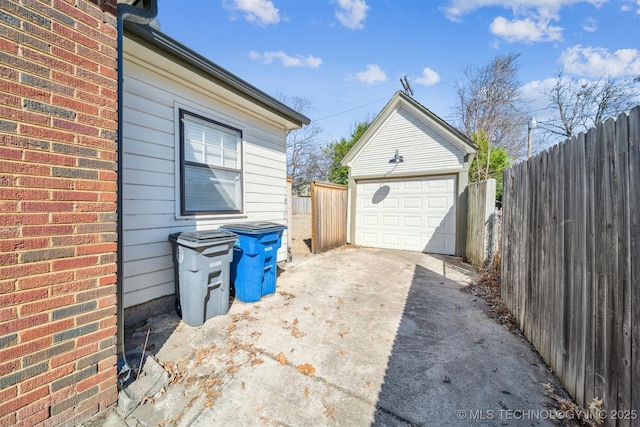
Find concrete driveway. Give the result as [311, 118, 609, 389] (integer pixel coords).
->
[92, 248, 561, 426]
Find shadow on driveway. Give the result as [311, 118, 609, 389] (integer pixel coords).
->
[372, 263, 559, 426]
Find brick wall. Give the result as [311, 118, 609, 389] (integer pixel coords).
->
[0, 0, 119, 425]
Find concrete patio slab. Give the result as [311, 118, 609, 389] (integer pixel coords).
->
[85, 247, 563, 426]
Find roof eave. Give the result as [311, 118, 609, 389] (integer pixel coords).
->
[123, 21, 310, 128]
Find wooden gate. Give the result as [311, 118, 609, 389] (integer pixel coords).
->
[311, 181, 347, 254]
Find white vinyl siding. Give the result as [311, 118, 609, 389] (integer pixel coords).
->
[123, 39, 289, 309]
[350, 107, 463, 177]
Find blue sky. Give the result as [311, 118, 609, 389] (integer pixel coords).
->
[155, 0, 640, 145]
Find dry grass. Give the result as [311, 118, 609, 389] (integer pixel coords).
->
[462, 249, 519, 334]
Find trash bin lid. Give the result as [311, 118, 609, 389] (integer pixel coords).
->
[169, 230, 238, 247]
[220, 221, 287, 233]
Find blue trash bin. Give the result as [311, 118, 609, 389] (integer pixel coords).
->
[168, 230, 237, 326]
[219, 221, 286, 303]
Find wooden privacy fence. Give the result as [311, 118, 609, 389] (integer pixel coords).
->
[311, 181, 347, 254]
[466, 179, 497, 267]
[292, 195, 311, 214]
[501, 107, 639, 426]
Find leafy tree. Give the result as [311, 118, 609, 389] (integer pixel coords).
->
[326, 121, 370, 186]
[541, 70, 637, 139]
[454, 52, 528, 158]
[468, 132, 511, 202]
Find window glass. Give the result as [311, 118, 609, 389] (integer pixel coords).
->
[181, 110, 242, 214]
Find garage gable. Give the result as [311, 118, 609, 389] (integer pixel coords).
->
[350, 106, 463, 177]
[342, 91, 476, 179]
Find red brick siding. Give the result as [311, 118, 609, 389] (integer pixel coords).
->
[0, 0, 119, 425]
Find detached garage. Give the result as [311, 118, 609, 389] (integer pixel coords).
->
[341, 91, 477, 256]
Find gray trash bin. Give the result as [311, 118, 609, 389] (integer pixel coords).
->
[168, 230, 237, 327]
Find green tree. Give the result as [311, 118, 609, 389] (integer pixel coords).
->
[326, 121, 370, 185]
[469, 132, 511, 202]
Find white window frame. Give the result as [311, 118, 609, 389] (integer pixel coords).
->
[178, 108, 244, 216]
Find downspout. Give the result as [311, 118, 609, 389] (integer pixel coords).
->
[116, 0, 158, 382]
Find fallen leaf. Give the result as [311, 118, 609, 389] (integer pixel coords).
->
[338, 349, 344, 356]
[293, 318, 299, 325]
[241, 382, 246, 390]
[251, 358, 264, 366]
[227, 365, 241, 373]
[304, 306, 310, 311]
[297, 363, 316, 376]
[277, 352, 287, 365]
[338, 332, 346, 338]
[278, 291, 295, 300]
[366, 382, 373, 388]
[204, 377, 222, 388]
[304, 387, 310, 399]
[291, 327, 306, 338]
[323, 403, 336, 420]
[203, 400, 214, 408]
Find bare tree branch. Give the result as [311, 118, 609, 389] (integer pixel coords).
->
[454, 53, 527, 158]
[278, 94, 329, 194]
[541, 70, 636, 139]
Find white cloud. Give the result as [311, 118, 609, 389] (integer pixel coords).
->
[443, 0, 607, 21]
[249, 51, 322, 68]
[490, 15, 563, 42]
[335, 0, 370, 30]
[561, 45, 640, 78]
[227, 0, 280, 26]
[356, 64, 387, 84]
[442, 1, 607, 43]
[414, 68, 441, 87]
[619, 0, 640, 13]
[520, 77, 557, 119]
[581, 17, 597, 32]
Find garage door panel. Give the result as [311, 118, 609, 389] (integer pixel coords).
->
[427, 179, 449, 189]
[403, 197, 421, 209]
[403, 180, 421, 190]
[381, 234, 399, 246]
[427, 196, 450, 209]
[362, 215, 378, 226]
[361, 232, 379, 245]
[381, 216, 398, 227]
[403, 216, 422, 228]
[382, 198, 399, 208]
[355, 175, 456, 255]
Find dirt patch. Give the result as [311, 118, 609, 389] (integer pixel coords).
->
[290, 214, 312, 259]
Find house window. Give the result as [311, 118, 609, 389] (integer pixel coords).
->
[179, 109, 242, 215]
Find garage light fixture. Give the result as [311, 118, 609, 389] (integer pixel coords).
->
[389, 149, 404, 164]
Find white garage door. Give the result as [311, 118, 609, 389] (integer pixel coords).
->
[355, 175, 457, 254]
